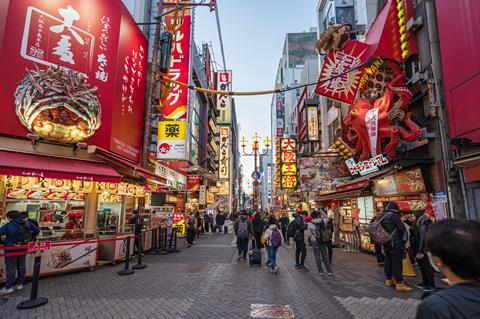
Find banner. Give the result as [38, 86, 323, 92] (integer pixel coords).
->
[0, 1, 148, 162]
[307, 106, 319, 141]
[157, 121, 187, 160]
[315, 40, 370, 104]
[199, 185, 206, 205]
[159, 2, 192, 120]
[216, 71, 232, 125]
[218, 126, 230, 179]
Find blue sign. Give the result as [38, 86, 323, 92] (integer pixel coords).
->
[251, 171, 261, 180]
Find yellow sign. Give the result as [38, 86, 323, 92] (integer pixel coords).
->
[158, 121, 187, 140]
[281, 175, 298, 189]
[281, 163, 297, 176]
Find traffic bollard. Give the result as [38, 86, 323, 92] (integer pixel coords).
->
[147, 228, 158, 255]
[118, 236, 135, 276]
[132, 233, 147, 270]
[17, 252, 48, 309]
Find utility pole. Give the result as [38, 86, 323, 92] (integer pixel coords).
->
[141, 1, 164, 167]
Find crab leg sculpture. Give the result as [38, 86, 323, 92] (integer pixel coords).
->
[344, 74, 421, 160]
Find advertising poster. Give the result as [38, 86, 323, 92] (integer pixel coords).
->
[187, 175, 200, 191]
[157, 120, 187, 160]
[216, 70, 232, 125]
[0, 1, 148, 162]
[306, 106, 319, 141]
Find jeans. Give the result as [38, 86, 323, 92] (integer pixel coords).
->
[375, 244, 385, 263]
[5, 254, 26, 289]
[326, 240, 333, 264]
[267, 245, 279, 270]
[418, 255, 436, 287]
[134, 233, 143, 255]
[237, 237, 249, 259]
[311, 241, 332, 273]
[384, 247, 404, 282]
[295, 240, 307, 266]
[281, 226, 288, 243]
[186, 227, 195, 245]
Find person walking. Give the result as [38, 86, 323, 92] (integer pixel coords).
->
[204, 213, 210, 234]
[252, 212, 265, 250]
[263, 216, 283, 274]
[209, 213, 214, 233]
[128, 210, 145, 255]
[319, 209, 334, 264]
[377, 202, 412, 292]
[233, 211, 254, 262]
[215, 211, 226, 234]
[287, 212, 307, 270]
[185, 213, 196, 247]
[279, 212, 290, 244]
[416, 219, 480, 319]
[411, 210, 437, 293]
[195, 211, 202, 238]
[0, 210, 38, 294]
[307, 210, 334, 276]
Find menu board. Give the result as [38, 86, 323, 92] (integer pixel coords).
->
[373, 168, 426, 196]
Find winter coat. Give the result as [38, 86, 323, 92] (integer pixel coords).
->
[252, 217, 265, 234]
[416, 282, 480, 319]
[233, 218, 254, 237]
[0, 218, 39, 247]
[263, 224, 283, 246]
[377, 209, 407, 250]
[215, 214, 226, 225]
[307, 217, 332, 244]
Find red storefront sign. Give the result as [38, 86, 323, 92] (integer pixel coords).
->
[187, 175, 200, 191]
[28, 241, 51, 253]
[0, 0, 147, 162]
[159, 4, 192, 120]
[315, 40, 370, 104]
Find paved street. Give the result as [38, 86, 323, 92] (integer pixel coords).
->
[1, 227, 426, 319]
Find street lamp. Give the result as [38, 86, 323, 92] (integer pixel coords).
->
[240, 133, 271, 212]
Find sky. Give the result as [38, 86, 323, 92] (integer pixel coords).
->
[194, 0, 318, 192]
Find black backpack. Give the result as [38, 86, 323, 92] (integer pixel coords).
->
[13, 222, 33, 245]
[315, 221, 331, 244]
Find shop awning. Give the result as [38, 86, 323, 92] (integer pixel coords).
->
[315, 189, 367, 202]
[0, 150, 121, 183]
[181, 165, 218, 181]
[91, 147, 165, 183]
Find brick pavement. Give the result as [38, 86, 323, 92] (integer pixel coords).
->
[0, 229, 430, 319]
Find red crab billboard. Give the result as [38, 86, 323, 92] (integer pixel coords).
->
[0, 0, 147, 163]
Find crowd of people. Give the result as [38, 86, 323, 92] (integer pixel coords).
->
[231, 202, 480, 319]
[184, 210, 228, 247]
[232, 209, 335, 276]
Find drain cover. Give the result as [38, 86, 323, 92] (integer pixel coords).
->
[250, 304, 294, 318]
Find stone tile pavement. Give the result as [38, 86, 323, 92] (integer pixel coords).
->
[0, 228, 432, 319]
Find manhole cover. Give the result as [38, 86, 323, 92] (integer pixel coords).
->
[250, 304, 294, 318]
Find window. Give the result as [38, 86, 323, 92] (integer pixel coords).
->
[357, 196, 375, 224]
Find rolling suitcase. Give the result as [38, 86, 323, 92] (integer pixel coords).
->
[249, 240, 262, 266]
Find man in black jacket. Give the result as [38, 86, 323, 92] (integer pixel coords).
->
[378, 202, 412, 292]
[411, 210, 436, 292]
[288, 212, 307, 270]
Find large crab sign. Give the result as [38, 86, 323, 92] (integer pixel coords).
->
[344, 74, 420, 160]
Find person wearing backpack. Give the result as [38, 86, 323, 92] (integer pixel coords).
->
[374, 202, 412, 292]
[307, 210, 333, 276]
[233, 211, 254, 262]
[263, 216, 283, 274]
[287, 212, 308, 270]
[252, 212, 265, 250]
[0, 210, 38, 294]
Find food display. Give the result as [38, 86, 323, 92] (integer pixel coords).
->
[14, 66, 101, 143]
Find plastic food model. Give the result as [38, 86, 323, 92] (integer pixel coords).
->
[14, 66, 101, 143]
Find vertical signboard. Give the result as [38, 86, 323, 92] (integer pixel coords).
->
[199, 185, 206, 205]
[275, 93, 285, 137]
[159, 2, 192, 120]
[157, 121, 187, 159]
[0, 0, 147, 162]
[280, 138, 298, 189]
[216, 70, 232, 125]
[218, 126, 230, 179]
[306, 106, 319, 141]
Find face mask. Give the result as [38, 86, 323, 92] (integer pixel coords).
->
[426, 252, 441, 273]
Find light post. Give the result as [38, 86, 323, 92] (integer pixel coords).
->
[240, 133, 270, 211]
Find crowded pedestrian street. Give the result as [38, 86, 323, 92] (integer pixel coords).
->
[1, 224, 425, 319]
[1, 0, 480, 318]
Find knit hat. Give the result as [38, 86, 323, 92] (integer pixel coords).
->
[386, 202, 399, 212]
[305, 216, 313, 223]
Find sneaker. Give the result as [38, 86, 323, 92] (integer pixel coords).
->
[273, 266, 279, 274]
[242, 258, 247, 262]
[299, 266, 309, 271]
[420, 286, 436, 293]
[269, 268, 275, 273]
[317, 272, 324, 275]
[415, 283, 427, 290]
[327, 272, 334, 276]
[0, 287, 14, 294]
[14, 284, 23, 290]
[237, 255, 243, 262]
